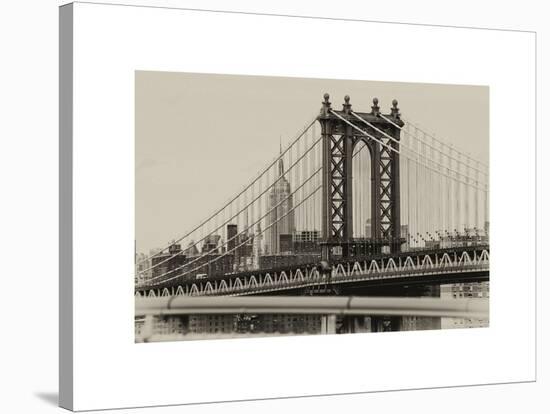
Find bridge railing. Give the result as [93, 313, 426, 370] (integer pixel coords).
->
[135, 296, 489, 319]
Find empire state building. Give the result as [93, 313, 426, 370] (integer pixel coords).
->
[265, 157, 295, 254]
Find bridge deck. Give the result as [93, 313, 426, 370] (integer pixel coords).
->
[136, 245, 489, 297]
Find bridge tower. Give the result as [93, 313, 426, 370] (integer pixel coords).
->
[318, 93, 404, 262]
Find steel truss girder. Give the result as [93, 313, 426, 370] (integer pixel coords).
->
[379, 137, 394, 239]
[326, 134, 348, 240]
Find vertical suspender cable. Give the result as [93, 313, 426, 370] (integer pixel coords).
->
[475, 160, 480, 235]
[415, 128, 419, 249]
[455, 150, 461, 237]
[467, 159, 471, 237]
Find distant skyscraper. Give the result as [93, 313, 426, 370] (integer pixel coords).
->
[365, 218, 372, 238]
[265, 157, 295, 254]
[202, 234, 221, 254]
[401, 224, 410, 251]
[252, 223, 263, 269]
[184, 241, 199, 257]
[226, 224, 238, 253]
[151, 243, 187, 281]
[135, 252, 150, 284]
[441, 282, 490, 329]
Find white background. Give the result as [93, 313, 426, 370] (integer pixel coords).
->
[0, 0, 547, 413]
[72, 2, 535, 411]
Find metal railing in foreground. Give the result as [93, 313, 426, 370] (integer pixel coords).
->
[135, 296, 489, 319]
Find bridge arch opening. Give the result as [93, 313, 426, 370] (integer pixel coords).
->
[352, 139, 373, 240]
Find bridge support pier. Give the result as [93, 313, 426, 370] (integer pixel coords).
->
[321, 315, 337, 335]
[370, 316, 402, 332]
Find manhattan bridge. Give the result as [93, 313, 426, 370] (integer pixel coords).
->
[134, 94, 489, 335]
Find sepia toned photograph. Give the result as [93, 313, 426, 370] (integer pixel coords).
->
[134, 72, 490, 343]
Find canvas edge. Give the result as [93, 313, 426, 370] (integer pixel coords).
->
[59, 2, 74, 411]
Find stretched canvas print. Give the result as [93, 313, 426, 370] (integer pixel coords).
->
[134, 72, 490, 342]
[60, 2, 535, 411]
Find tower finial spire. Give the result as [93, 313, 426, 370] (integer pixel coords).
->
[280, 135, 282, 155]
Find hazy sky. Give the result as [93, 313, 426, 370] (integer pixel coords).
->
[136, 71, 489, 253]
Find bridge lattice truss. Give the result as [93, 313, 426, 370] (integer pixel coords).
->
[135, 94, 490, 294]
[135, 247, 489, 297]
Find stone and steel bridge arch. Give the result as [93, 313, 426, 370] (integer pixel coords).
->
[318, 93, 404, 261]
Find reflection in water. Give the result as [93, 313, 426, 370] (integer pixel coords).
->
[441, 282, 490, 329]
[135, 282, 490, 343]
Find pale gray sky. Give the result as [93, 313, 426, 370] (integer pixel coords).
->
[136, 71, 489, 253]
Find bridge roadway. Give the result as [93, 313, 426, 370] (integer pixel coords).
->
[136, 245, 489, 298]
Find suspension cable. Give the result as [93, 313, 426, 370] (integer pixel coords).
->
[334, 110, 487, 192]
[136, 116, 317, 266]
[145, 184, 325, 287]
[139, 141, 372, 288]
[351, 111, 487, 185]
[140, 165, 323, 285]
[138, 134, 323, 276]
[399, 115, 489, 171]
